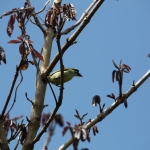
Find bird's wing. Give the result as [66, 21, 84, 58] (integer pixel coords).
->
[50, 69, 60, 76]
[50, 68, 69, 76]
[55, 74, 61, 79]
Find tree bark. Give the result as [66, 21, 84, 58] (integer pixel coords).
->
[22, 27, 55, 150]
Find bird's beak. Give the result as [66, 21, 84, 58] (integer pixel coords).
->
[77, 73, 83, 77]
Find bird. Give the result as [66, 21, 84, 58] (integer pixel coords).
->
[46, 68, 82, 86]
[0, 46, 6, 64]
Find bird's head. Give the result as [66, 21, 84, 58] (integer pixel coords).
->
[72, 68, 83, 77]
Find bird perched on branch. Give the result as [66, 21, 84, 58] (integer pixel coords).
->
[45, 68, 82, 86]
[0, 46, 6, 64]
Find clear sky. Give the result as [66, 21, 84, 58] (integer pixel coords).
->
[0, 0, 150, 150]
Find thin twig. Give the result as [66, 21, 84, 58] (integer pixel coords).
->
[36, 0, 52, 14]
[24, 14, 32, 26]
[25, 92, 34, 105]
[61, 21, 81, 35]
[8, 126, 22, 143]
[56, 15, 65, 107]
[28, 15, 45, 26]
[37, 14, 45, 24]
[0, 58, 24, 119]
[14, 123, 28, 150]
[8, 118, 24, 143]
[48, 82, 57, 105]
[32, 104, 60, 144]
[28, 17, 37, 25]
[6, 70, 23, 116]
[14, 139, 19, 150]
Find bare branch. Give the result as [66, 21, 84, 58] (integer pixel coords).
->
[8, 124, 24, 143]
[25, 92, 34, 105]
[0, 65, 24, 150]
[61, 0, 98, 35]
[56, 19, 65, 107]
[14, 139, 19, 150]
[0, 58, 25, 150]
[32, 10, 65, 145]
[22, 27, 55, 150]
[58, 70, 150, 150]
[36, 0, 52, 14]
[6, 70, 23, 116]
[28, 17, 37, 25]
[0, 7, 34, 19]
[22, 0, 59, 148]
[32, 104, 60, 144]
[0, 58, 24, 119]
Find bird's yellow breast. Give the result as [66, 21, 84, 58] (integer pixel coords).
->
[48, 69, 74, 85]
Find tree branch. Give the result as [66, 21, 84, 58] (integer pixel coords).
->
[58, 70, 150, 150]
[0, 7, 34, 19]
[22, 0, 61, 150]
[26, 0, 46, 35]
[61, 0, 98, 35]
[0, 64, 24, 150]
[6, 70, 23, 116]
[0, 59, 24, 119]
[44, 0, 105, 75]
[32, 102, 60, 144]
[32, 12, 65, 145]
[47, 82, 57, 105]
[36, 0, 52, 14]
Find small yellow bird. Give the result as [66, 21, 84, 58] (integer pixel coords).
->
[46, 68, 82, 86]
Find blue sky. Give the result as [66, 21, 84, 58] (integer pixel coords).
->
[0, 0, 150, 150]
